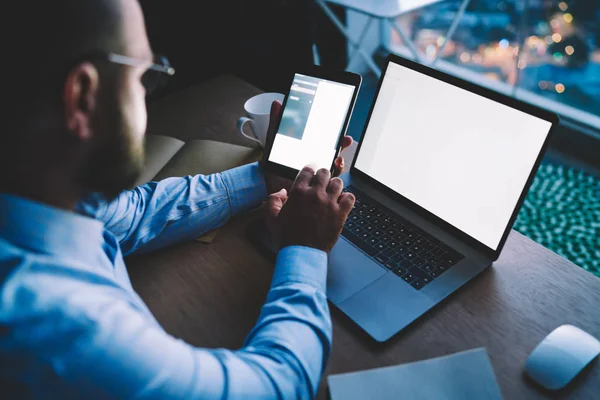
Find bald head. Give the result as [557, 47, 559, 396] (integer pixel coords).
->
[49, 0, 125, 56]
[2, 0, 154, 205]
[7, 0, 124, 89]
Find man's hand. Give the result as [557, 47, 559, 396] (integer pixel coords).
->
[261, 101, 353, 194]
[265, 165, 355, 253]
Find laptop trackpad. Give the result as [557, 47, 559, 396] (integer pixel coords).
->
[339, 273, 434, 342]
[328, 238, 387, 304]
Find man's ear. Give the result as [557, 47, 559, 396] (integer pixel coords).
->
[64, 62, 100, 141]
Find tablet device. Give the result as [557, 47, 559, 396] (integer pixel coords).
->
[263, 66, 362, 180]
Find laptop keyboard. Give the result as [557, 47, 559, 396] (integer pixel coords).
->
[341, 186, 464, 290]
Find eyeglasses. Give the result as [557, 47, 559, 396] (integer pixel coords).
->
[107, 53, 175, 95]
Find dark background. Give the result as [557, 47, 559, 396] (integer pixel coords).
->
[141, 0, 347, 100]
[138, 1, 599, 169]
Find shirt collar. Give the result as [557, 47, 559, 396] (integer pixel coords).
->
[0, 194, 106, 260]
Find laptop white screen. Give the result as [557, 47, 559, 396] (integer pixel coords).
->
[354, 62, 553, 251]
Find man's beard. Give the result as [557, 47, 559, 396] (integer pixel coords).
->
[77, 108, 145, 202]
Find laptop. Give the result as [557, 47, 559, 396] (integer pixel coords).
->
[249, 54, 559, 342]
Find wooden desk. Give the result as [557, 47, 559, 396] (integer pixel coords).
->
[127, 76, 600, 399]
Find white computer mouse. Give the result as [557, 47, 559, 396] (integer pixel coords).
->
[525, 324, 600, 390]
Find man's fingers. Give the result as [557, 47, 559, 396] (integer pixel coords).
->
[293, 164, 317, 190]
[338, 193, 355, 213]
[265, 101, 283, 146]
[271, 188, 288, 202]
[269, 101, 282, 130]
[340, 135, 353, 151]
[327, 177, 344, 196]
[310, 168, 331, 190]
[332, 135, 352, 177]
[333, 156, 345, 177]
[266, 189, 288, 217]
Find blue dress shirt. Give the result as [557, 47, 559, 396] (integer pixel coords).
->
[0, 162, 332, 399]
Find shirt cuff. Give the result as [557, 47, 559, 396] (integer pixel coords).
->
[219, 162, 268, 217]
[271, 246, 328, 293]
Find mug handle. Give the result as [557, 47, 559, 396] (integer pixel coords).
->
[237, 117, 264, 147]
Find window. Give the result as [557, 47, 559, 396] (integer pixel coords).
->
[383, 0, 600, 129]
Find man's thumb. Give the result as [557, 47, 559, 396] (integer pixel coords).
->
[273, 188, 287, 200]
[266, 189, 288, 217]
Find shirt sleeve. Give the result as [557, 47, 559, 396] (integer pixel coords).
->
[23, 246, 331, 399]
[79, 162, 267, 256]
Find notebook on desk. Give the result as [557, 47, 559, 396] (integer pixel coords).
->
[328, 348, 503, 400]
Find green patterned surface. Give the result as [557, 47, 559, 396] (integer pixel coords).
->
[514, 162, 600, 277]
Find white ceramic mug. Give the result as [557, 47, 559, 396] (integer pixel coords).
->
[237, 92, 285, 147]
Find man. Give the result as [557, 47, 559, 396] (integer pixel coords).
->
[0, 0, 355, 398]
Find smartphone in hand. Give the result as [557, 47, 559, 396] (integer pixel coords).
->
[263, 66, 362, 180]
